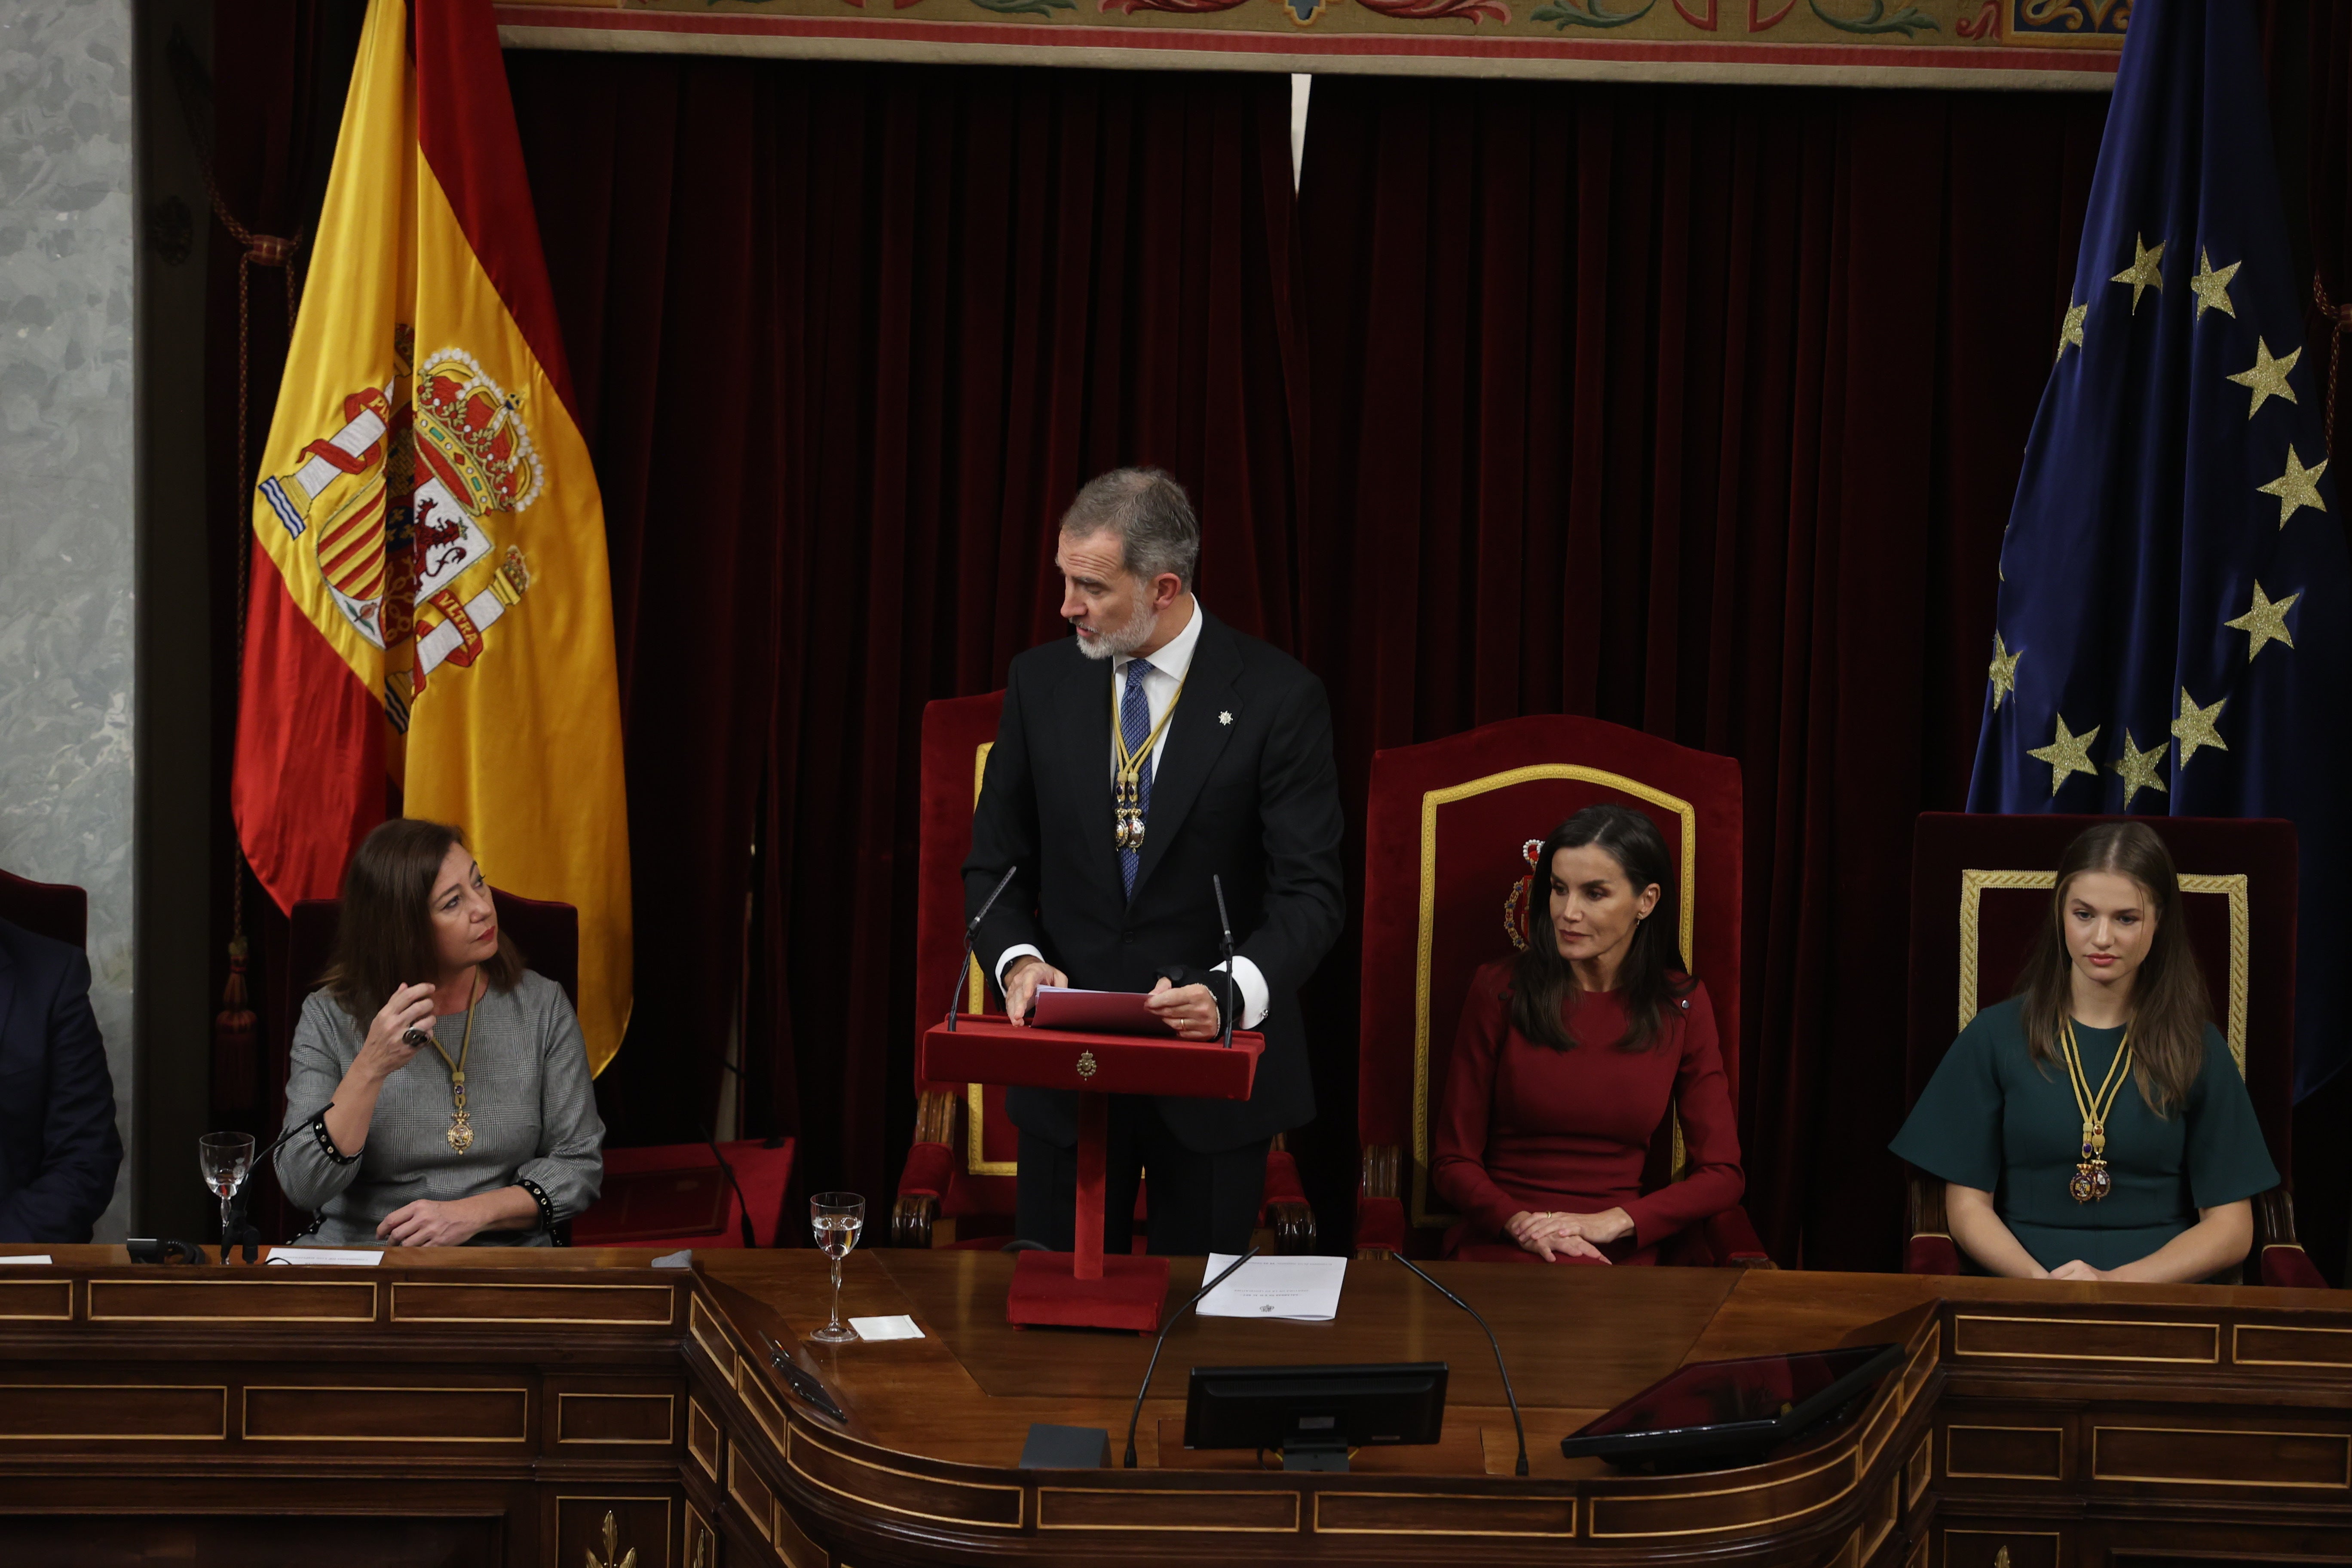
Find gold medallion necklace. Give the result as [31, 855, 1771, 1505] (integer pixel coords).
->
[1111, 669, 1184, 853]
[2058, 1016, 2132, 1204]
[422, 968, 482, 1155]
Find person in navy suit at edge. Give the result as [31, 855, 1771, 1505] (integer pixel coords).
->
[0, 915, 123, 1243]
[965, 467, 1346, 1256]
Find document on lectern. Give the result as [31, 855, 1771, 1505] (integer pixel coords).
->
[1197, 1253, 1347, 1322]
[1029, 985, 1165, 1037]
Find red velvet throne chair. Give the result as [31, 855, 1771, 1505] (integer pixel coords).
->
[1900, 813, 2322, 1289]
[1351, 714, 1770, 1267]
[282, 891, 790, 1249]
[0, 866, 88, 949]
[889, 690, 1316, 1253]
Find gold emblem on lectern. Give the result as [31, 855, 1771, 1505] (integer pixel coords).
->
[1075, 1050, 1099, 1081]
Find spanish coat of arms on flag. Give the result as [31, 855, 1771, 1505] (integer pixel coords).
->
[232, 0, 633, 1071]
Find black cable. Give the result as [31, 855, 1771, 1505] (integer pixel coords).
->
[1390, 1252, 1528, 1476]
[692, 1120, 760, 1249]
[1123, 1248, 1259, 1469]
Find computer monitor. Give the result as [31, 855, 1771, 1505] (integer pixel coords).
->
[1182, 1362, 1449, 1473]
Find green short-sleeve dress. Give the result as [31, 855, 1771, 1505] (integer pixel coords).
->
[1890, 996, 2277, 1273]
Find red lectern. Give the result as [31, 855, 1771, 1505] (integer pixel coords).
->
[921, 1016, 1263, 1332]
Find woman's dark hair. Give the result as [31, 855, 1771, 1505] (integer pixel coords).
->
[321, 818, 523, 1024]
[1509, 804, 1689, 1053]
[2014, 820, 2210, 1116]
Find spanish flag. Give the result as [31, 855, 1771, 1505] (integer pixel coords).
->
[233, 0, 632, 1071]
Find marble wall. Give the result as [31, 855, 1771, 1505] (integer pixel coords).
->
[0, 1, 138, 1240]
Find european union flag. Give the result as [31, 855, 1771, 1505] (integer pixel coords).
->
[1968, 0, 2352, 1098]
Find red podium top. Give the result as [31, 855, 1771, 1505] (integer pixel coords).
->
[921, 1017, 1262, 1101]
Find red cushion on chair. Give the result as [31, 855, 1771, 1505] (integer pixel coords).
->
[2262, 1244, 2328, 1290]
[1905, 1234, 1963, 1275]
[575, 1139, 795, 1249]
[898, 1141, 955, 1200]
[1260, 1148, 1307, 1206]
[1355, 1196, 1406, 1255]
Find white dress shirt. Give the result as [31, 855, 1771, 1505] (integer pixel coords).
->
[995, 597, 1271, 1029]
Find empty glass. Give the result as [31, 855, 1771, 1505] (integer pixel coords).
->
[199, 1132, 256, 1249]
[808, 1192, 865, 1344]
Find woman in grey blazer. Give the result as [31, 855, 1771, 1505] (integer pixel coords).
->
[274, 819, 604, 1247]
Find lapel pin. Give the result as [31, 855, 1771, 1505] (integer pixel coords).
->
[1219, 710, 1234, 726]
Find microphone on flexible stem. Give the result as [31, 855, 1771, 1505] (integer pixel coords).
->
[1211, 874, 1236, 1050]
[1123, 1247, 1259, 1468]
[948, 865, 1020, 1031]
[1390, 1252, 1528, 1476]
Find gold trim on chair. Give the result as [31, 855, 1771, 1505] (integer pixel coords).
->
[1411, 765, 1700, 1231]
[967, 739, 1016, 1177]
[1957, 870, 2248, 1073]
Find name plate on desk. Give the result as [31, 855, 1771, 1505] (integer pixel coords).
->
[922, 1017, 1261, 1100]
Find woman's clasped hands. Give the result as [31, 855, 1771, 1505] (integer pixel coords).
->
[1503, 1207, 1634, 1263]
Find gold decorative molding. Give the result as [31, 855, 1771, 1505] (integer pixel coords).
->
[1957, 869, 2248, 1073]
[1952, 1313, 2220, 1365]
[788, 1425, 1026, 1530]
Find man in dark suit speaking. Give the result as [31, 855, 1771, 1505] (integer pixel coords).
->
[0, 916, 122, 1243]
[965, 469, 1344, 1256]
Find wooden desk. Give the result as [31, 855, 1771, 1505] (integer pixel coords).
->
[6, 1246, 2350, 1568]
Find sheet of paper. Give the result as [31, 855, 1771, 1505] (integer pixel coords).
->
[0, 1255, 51, 1265]
[1196, 1253, 1347, 1322]
[263, 1247, 383, 1266]
[848, 1314, 925, 1341]
[650, 1249, 693, 1270]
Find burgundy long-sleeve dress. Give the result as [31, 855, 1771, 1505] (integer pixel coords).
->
[1430, 959, 1744, 1265]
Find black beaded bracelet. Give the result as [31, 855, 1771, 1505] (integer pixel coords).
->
[307, 1113, 358, 1166]
[518, 1178, 564, 1244]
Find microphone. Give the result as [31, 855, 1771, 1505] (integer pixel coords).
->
[1390, 1252, 1528, 1476]
[1212, 874, 1236, 1050]
[225, 1104, 338, 1262]
[948, 865, 1020, 1031]
[1123, 1247, 1259, 1468]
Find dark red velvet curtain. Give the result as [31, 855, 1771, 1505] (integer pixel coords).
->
[1294, 79, 2105, 1269]
[503, 55, 1307, 1193]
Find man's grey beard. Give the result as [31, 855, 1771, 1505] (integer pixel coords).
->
[1072, 584, 1156, 661]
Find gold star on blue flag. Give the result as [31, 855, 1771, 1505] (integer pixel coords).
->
[1968, 0, 2352, 1099]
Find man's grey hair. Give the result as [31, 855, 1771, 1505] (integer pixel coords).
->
[1060, 467, 1200, 591]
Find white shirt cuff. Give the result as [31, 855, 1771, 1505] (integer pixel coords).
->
[993, 945, 1044, 994]
[1213, 957, 1271, 1031]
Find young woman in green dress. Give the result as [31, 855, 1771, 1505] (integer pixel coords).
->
[1891, 821, 2276, 1282]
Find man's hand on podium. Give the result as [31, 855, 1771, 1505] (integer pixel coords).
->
[1145, 977, 1222, 1042]
[1002, 956, 1069, 1025]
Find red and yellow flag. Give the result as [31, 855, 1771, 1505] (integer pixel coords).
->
[233, 0, 631, 1070]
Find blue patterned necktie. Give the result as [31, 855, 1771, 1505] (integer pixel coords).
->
[1118, 659, 1157, 899]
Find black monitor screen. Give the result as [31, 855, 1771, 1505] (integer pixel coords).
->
[1184, 1362, 1448, 1453]
[1572, 1346, 1896, 1441]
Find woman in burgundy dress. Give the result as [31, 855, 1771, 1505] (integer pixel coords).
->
[1432, 804, 1744, 1265]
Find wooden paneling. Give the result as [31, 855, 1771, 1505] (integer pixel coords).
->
[770, 1498, 827, 1568]
[689, 1293, 735, 1381]
[1905, 1433, 1932, 1506]
[786, 1427, 1023, 1529]
[728, 1443, 777, 1543]
[1946, 1424, 2066, 1480]
[2091, 1425, 2351, 1489]
[1313, 1491, 1574, 1537]
[0, 1382, 225, 1440]
[2234, 1323, 2352, 1369]
[1033, 1486, 1300, 1533]
[1942, 1527, 2061, 1568]
[390, 1279, 676, 1325]
[687, 1396, 722, 1481]
[0, 1278, 71, 1320]
[241, 1383, 530, 1443]
[683, 1499, 719, 1568]
[556, 1390, 678, 1447]
[1951, 1314, 2219, 1365]
[88, 1276, 376, 1322]
[556, 1495, 674, 1568]
[1588, 1452, 1857, 1539]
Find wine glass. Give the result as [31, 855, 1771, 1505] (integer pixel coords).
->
[199, 1132, 256, 1251]
[808, 1192, 865, 1344]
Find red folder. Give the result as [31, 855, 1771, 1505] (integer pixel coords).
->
[920, 1016, 1264, 1332]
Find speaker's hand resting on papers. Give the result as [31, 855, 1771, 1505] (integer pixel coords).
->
[1146, 978, 1222, 1042]
[1002, 956, 1068, 1026]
